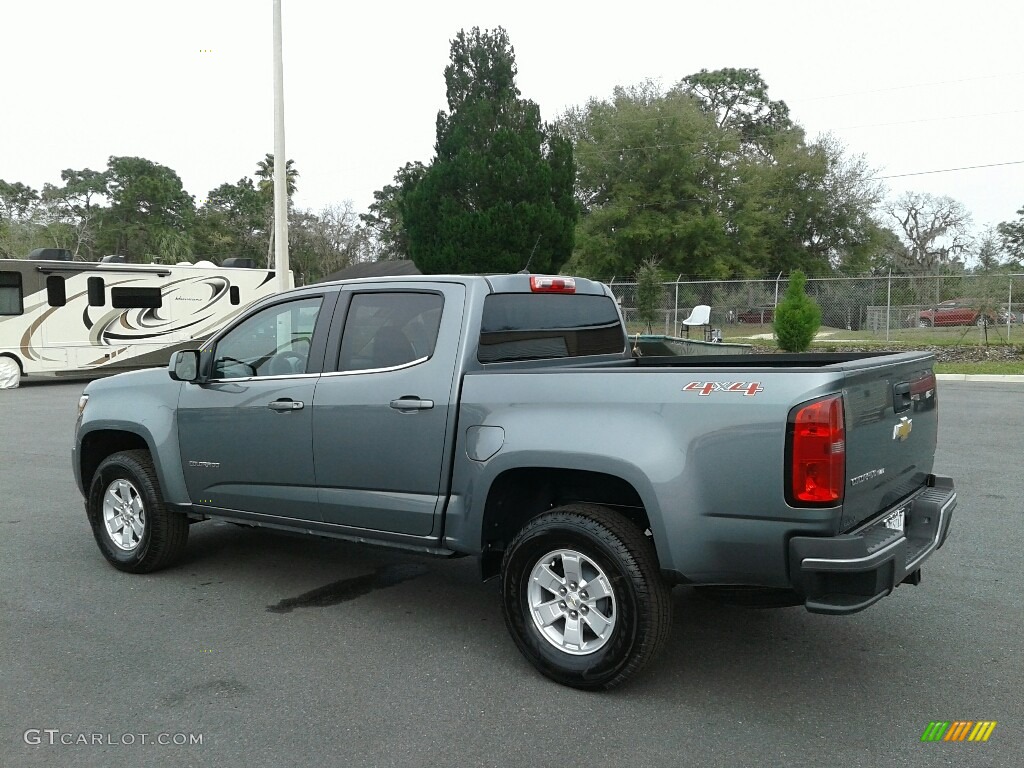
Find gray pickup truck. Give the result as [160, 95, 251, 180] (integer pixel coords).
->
[73, 274, 956, 689]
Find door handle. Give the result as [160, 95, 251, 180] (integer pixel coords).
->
[268, 399, 304, 411]
[389, 397, 434, 412]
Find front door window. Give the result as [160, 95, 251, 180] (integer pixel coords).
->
[212, 297, 322, 378]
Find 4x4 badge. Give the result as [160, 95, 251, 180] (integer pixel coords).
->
[683, 381, 763, 396]
[892, 417, 913, 442]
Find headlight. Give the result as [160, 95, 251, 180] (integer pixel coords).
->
[77, 394, 89, 419]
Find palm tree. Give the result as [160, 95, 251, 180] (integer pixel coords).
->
[255, 153, 298, 200]
[255, 154, 298, 265]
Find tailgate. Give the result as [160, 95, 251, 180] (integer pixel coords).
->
[839, 353, 938, 531]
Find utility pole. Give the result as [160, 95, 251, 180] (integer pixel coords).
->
[272, 0, 290, 293]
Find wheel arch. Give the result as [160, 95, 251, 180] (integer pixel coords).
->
[0, 352, 24, 373]
[76, 424, 190, 507]
[478, 466, 657, 580]
[78, 429, 152, 497]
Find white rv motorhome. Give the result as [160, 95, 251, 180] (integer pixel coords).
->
[0, 251, 290, 388]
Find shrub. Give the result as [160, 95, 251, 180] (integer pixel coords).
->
[635, 259, 666, 333]
[773, 271, 821, 352]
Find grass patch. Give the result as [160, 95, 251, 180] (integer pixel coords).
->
[721, 325, 1022, 347]
[934, 361, 1024, 375]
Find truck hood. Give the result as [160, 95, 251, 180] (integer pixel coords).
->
[84, 366, 179, 398]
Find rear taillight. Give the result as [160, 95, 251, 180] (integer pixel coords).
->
[530, 275, 576, 294]
[787, 394, 845, 506]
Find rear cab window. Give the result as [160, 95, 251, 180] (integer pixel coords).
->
[478, 293, 625, 363]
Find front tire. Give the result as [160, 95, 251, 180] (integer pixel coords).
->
[86, 450, 188, 573]
[501, 504, 672, 690]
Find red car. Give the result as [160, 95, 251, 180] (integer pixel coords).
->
[736, 307, 774, 323]
[912, 300, 996, 328]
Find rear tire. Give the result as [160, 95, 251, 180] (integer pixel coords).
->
[501, 504, 672, 690]
[86, 450, 189, 573]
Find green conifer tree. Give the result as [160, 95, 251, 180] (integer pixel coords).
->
[773, 270, 821, 352]
[401, 27, 577, 274]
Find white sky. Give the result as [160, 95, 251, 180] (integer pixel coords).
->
[3, 0, 1023, 237]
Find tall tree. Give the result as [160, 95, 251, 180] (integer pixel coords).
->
[677, 67, 794, 151]
[0, 180, 42, 257]
[734, 133, 883, 275]
[997, 206, 1024, 263]
[0, 180, 40, 222]
[192, 177, 266, 263]
[887, 192, 973, 275]
[254, 153, 299, 265]
[360, 161, 425, 260]
[974, 227, 1004, 272]
[254, 153, 299, 200]
[98, 156, 195, 261]
[40, 168, 108, 258]
[400, 26, 577, 274]
[561, 77, 882, 280]
[561, 82, 735, 279]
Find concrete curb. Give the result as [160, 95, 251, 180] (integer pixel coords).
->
[936, 374, 1024, 382]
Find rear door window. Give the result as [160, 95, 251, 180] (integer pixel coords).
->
[337, 292, 444, 372]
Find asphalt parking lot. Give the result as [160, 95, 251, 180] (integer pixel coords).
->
[1, 380, 1021, 768]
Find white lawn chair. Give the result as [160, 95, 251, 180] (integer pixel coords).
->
[681, 305, 711, 339]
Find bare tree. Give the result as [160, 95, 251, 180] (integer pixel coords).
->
[288, 202, 372, 283]
[974, 227, 1005, 272]
[887, 192, 973, 275]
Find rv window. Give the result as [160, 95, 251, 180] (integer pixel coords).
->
[87, 277, 105, 306]
[111, 287, 162, 309]
[47, 276, 67, 307]
[0, 272, 23, 315]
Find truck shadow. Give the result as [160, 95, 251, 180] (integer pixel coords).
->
[179, 521, 951, 704]
[631, 586, 956, 711]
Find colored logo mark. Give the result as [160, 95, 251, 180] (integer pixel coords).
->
[921, 721, 997, 742]
[682, 381, 764, 396]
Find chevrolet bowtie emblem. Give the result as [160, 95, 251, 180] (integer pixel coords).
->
[892, 416, 913, 442]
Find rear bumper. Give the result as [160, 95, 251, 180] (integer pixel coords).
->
[789, 475, 956, 615]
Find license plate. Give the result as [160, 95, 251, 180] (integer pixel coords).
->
[883, 507, 906, 531]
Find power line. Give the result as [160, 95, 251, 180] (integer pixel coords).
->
[834, 109, 1024, 131]
[797, 70, 1024, 102]
[874, 160, 1024, 180]
[575, 160, 1024, 214]
[571, 108, 1023, 158]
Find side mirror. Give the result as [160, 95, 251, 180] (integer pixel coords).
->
[169, 350, 200, 382]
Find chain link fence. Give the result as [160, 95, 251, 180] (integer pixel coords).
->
[607, 274, 1024, 342]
